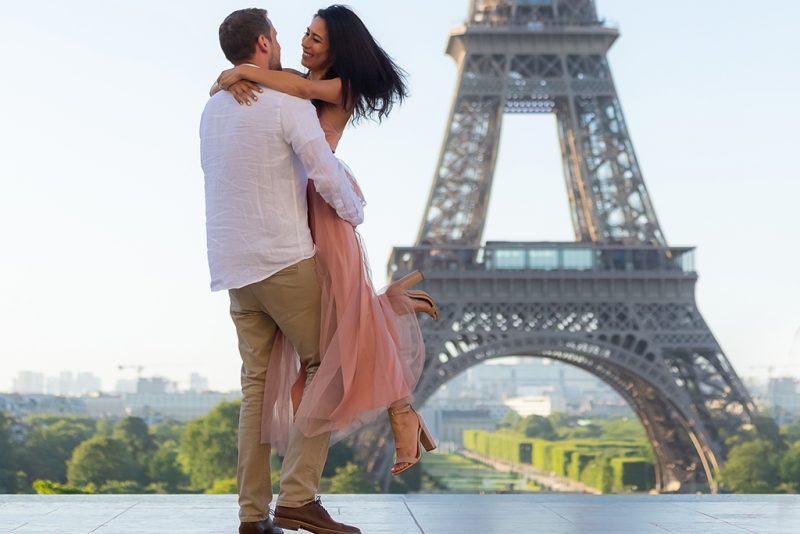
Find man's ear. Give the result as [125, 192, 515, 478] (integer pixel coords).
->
[256, 34, 271, 54]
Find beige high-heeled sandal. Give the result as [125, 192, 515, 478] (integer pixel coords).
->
[406, 289, 439, 320]
[388, 404, 437, 476]
[387, 271, 439, 320]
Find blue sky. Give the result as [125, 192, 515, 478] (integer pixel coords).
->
[1, 1, 798, 392]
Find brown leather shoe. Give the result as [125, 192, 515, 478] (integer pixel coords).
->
[274, 497, 360, 534]
[239, 517, 283, 534]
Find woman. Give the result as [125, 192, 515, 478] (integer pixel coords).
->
[214, 5, 437, 476]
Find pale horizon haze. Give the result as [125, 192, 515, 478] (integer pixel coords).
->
[1, 1, 798, 393]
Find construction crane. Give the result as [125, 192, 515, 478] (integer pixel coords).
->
[748, 363, 800, 380]
[117, 365, 144, 379]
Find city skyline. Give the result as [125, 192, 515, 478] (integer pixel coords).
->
[1, 0, 799, 393]
[5, 369, 214, 395]
[4, 360, 796, 399]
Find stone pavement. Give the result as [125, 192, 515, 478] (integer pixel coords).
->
[1, 494, 799, 533]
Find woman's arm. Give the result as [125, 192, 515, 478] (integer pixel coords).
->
[218, 65, 342, 105]
[209, 78, 263, 106]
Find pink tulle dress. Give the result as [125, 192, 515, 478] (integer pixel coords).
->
[259, 118, 426, 453]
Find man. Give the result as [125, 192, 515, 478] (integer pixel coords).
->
[200, 8, 362, 534]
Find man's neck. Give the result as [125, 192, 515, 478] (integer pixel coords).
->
[236, 58, 268, 70]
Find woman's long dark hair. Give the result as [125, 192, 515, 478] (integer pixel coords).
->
[314, 5, 408, 122]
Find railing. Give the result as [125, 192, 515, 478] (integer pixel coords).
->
[387, 242, 695, 277]
[469, 0, 602, 28]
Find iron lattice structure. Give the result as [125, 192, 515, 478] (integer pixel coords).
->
[417, 0, 665, 247]
[353, 0, 756, 494]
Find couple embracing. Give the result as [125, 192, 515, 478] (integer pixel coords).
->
[200, 6, 437, 534]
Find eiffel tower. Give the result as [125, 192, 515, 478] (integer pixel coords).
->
[355, 0, 757, 494]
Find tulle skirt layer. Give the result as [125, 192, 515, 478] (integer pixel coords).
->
[260, 182, 425, 453]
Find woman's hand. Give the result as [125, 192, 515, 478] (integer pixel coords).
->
[217, 66, 243, 90]
[227, 80, 262, 106]
[214, 66, 261, 105]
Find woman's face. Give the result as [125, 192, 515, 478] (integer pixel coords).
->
[301, 16, 331, 73]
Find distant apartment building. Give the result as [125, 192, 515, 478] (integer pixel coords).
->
[428, 358, 629, 418]
[576, 399, 633, 418]
[12, 370, 101, 396]
[45, 376, 61, 396]
[81, 395, 127, 418]
[45, 371, 76, 396]
[136, 377, 176, 395]
[74, 372, 102, 395]
[0, 394, 85, 417]
[12, 371, 45, 394]
[766, 377, 800, 424]
[189, 373, 210, 393]
[123, 390, 241, 421]
[503, 393, 566, 418]
[114, 379, 138, 394]
[1, 373, 240, 422]
[119, 376, 239, 420]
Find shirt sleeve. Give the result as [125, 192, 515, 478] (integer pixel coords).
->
[279, 96, 364, 226]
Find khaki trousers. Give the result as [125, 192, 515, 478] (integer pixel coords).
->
[229, 257, 330, 522]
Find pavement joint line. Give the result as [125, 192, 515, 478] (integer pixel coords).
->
[675, 503, 767, 534]
[402, 498, 425, 534]
[649, 522, 671, 532]
[9, 522, 28, 533]
[539, 503, 574, 524]
[693, 510, 760, 533]
[87, 501, 140, 533]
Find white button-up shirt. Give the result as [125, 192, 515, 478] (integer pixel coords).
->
[200, 86, 364, 291]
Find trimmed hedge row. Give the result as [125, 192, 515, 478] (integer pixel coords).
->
[463, 429, 654, 493]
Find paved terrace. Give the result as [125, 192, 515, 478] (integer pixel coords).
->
[1, 494, 799, 533]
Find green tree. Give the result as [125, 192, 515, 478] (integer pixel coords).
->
[719, 439, 780, 493]
[597, 417, 647, 441]
[523, 415, 557, 440]
[563, 423, 603, 439]
[544, 413, 606, 439]
[498, 410, 522, 430]
[147, 440, 188, 492]
[271, 451, 282, 494]
[206, 477, 237, 494]
[322, 442, 355, 477]
[781, 419, 800, 445]
[98, 480, 142, 494]
[32, 479, 90, 494]
[95, 419, 113, 438]
[753, 415, 785, 450]
[178, 400, 239, 490]
[328, 463, 378, 494]
[724, 415, 784, 451]
[15, 471, 31, 494]
[151, 419, 186, 445]
[779, 442, 800, 493]
[547, 412, 572, 429]
[66, 436, 142, 487]
[113, 417, 156, 463]
[18, 416, 97, 483]
[0, 413, 16, 492]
